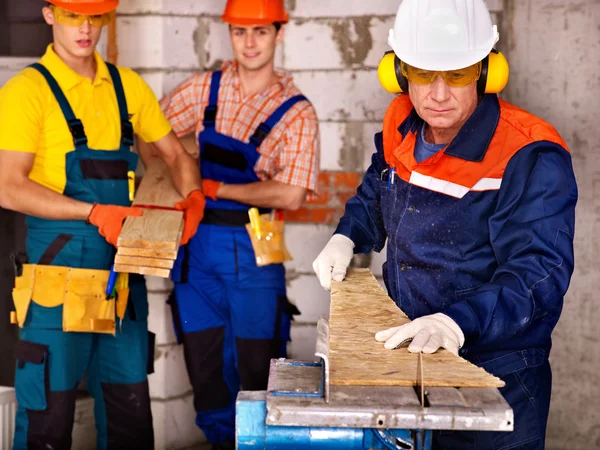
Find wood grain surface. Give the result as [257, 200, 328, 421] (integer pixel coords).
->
[329, 269, 504, 388]
[117, 158, 184, 250]
[114, 254, 175, 269]
[113, 263, 171, 279]
[116, 246, 178, 260]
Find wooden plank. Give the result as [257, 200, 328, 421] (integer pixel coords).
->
[329, 269, 504, 388]
[129, 157, 183, 207]
[116, 246, 178, 260]
[117, 158, 184, 250]
[114, 254, 174, 269]
[114, 263, 171, 279]
[118, 210, 183, 250]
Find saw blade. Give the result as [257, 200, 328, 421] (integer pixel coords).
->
[416, 352, 425, 407]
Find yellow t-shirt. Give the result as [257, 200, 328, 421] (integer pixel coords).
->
[0, 44, 172, 194]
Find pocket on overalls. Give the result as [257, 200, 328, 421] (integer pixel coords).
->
[472, 350, 548, 449]
[12, 288, 33, 328]
[63, 270, 115, 334]
[12, 265, 67, 326]
[31, 266, 68, 308]
[11, 265, 36, 327]
[14, 340, 49, 411]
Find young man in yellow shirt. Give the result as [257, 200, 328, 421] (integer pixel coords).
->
[0, 1, 205, 448]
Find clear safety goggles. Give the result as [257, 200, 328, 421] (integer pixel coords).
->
[50, 6, 115, 28]
[401, 61, 482, 88]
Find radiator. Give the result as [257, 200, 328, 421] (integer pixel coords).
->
[0, 388, 16, 450]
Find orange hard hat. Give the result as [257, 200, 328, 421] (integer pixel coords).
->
[46, 0, 119, 15]
[222, 0, 289, 25]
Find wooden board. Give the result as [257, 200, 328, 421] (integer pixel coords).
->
[116, 246, 178, 260]
[129, 157, 183, 207]
[114, 254, 175, 269]
[118, 158, 184, 250]
[118, 211, 183, 250]
[114, 263, 171, 279]
[329, 269, 504, 388]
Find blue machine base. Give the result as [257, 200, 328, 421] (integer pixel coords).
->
[237, 393, 432, 450]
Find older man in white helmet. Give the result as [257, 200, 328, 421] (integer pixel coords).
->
[313, 0, 577, 448]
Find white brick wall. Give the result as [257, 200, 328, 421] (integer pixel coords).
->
[151, 396, 205, 450]
[294, 70, 391, 121]
[319, 121, 383, 171]
[286, 0, 399, 17]
[284, 223, 334, 274]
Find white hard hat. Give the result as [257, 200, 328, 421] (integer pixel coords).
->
[388, 0, 499, 71]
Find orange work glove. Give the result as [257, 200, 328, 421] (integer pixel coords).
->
[175, 190, 206, 245]
[201, 179, 222, 200]
[87, 203, 143, 247]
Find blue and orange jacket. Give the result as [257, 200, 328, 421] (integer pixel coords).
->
[336, 94, 577, 357]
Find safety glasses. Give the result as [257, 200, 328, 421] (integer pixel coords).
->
[50, 6, 115, 28]
[401, 61, 482, 88]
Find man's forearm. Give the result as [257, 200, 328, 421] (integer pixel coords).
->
[167, 151, 202, 198]
[0, 177, 93, 220]
[217, 180, 306, 210]
[148, 131, 202, 198]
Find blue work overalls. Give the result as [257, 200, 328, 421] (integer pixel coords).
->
[169, 71, 304, 444]
[13, 63, 154, 450]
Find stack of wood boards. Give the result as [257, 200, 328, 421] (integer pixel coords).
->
[329, 269, 504, 388]
[115, 158, 184, 278]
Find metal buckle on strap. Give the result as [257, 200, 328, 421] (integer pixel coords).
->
[121, 120, 134, 146]
[68, 119, 88, 146]
[250, 123, 272, 147]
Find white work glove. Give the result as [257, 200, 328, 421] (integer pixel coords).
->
[375, 313, 465, 356]
[312, 234, 355, 290]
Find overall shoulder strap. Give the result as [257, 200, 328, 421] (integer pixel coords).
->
[249, 95, 308, 148]
[106, 63, 134, 147]
[29, 63, 88, 148]
[203, 71, 222, 128]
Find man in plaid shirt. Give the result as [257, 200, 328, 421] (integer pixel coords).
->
[140, 0, 320, 448]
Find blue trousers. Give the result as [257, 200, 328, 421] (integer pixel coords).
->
[433, 349, 552, 450]
[13, 278, 154, 450]
[171, 224, 296, 444]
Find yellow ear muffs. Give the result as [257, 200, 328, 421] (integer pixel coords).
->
[377, 49, 510, 95]
[377, 51, 407, 94]
[477, 49, 509, 95]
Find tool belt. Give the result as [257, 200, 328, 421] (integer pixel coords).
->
[10, 264, 129, 335]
